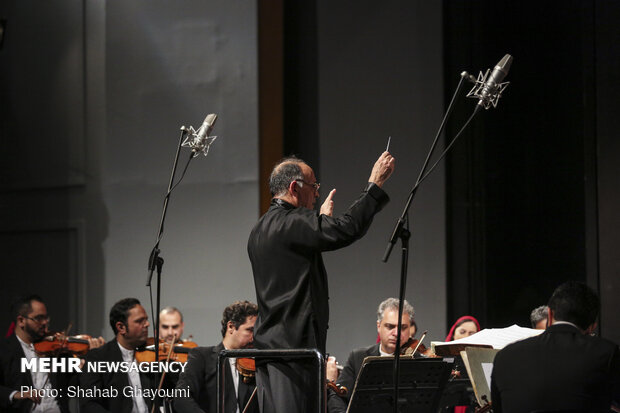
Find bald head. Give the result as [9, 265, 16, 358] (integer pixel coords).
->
[269, 157, 306, 197]
[269, 157, 319, 209]
[159, 306, 184, 342]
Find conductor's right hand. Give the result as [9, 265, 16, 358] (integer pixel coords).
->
[368, 151, 395, 188]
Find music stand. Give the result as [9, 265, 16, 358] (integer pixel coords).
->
[347, 357, 454, 413]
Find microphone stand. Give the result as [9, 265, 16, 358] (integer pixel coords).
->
[146, 126, 194, 412]
[382, 72, 481, 413]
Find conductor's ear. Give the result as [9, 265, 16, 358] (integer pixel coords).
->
[289, 180, 299, 194]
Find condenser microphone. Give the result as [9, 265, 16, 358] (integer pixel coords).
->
[195, 113, 217, 143]
[468, 54, 513, 111]
[478, 54, 512, 107]
[182, 113, 218, 156]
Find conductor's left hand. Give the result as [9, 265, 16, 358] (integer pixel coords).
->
[320, 189, 336, 216]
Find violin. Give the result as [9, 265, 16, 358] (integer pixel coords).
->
[235, 356, 347, 396]
[401, 331, 438, 358]
[236, 358, 256, 383]
[34, 333, 93, 357]
[144, 336, 198, 413]
[327, 381, 347, 396]
[135, 338, 198, 364]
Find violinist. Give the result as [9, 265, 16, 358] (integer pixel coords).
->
[174, 300, 259, 413]
[159, 306, 185, 344]
[445, 315, 480, 342]
[529, 305, 548, 330]
[157, 306, 187, 395]
[79, 297, 154, 413]
[327, 298, 415, 413]
[0, 294, 103, 413]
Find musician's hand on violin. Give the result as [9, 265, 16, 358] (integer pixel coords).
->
[13, 389, 41, 404]
[320, 189, 336, 217]
[87, 336, 105, 349]
[326, 356, 340, 382]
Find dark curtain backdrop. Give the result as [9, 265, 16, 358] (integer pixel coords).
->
[444, 0, 619, 341]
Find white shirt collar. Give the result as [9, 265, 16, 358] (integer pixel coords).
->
[551, 320, 580, 329]
[117, 341, 135, 361]
[16, 334, 34, 350]
[379, 345, 393, 357]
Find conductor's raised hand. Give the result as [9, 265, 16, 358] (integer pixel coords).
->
[320, 189, 336, 216]
[368, 151, 395, 188]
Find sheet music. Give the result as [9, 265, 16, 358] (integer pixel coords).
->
[432, 324, 543, 350]
[459, 347, 499, 406]
[481, 362, 494, 388]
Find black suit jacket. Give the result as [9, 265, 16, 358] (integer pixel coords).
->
[248, 183, 389, 355]
[491, 323, 620, 413]
[173, 343, 258, 413]
[79, 338, 153, 413]
[327, 343, 381, 413]
[0, 335, 70, 413]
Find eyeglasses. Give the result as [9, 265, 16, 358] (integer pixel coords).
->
[26, 315, 50, 324]
[295, 180, 320, 191]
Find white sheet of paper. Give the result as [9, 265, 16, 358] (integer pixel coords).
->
[432, 324, 544, 350]
[482, 362, 494, 388]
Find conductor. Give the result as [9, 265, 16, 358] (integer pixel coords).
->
[248, 151, 395, 413]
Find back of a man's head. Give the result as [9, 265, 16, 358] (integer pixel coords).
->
[530, 305, 548, 328]
[269, 157, 305, 197]
[547, 281, 599, 330]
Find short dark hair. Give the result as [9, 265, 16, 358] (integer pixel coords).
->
[547, 281, 599, 330]
[269, 157, 305, 197]
[11, 295, 45, 321]
[109, 298, 141, 335]
[220, 300, 258, 337]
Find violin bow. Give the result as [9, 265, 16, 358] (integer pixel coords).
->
[242, 387, 258, 413]
[150, 335, 177, 413]
[410, 331, 428, 356]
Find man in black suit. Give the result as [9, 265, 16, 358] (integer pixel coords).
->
[248, 152, 395, 413]
[173, 300, 259, 413]
[491, 281, 620, 412]
[0, 294, 104, 413]
[79, 297, 153, 413]
[327, 298, 415, 413]
[0, 295, 67, 413]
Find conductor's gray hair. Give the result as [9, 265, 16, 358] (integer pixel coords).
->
[269, 157, 306, 197]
